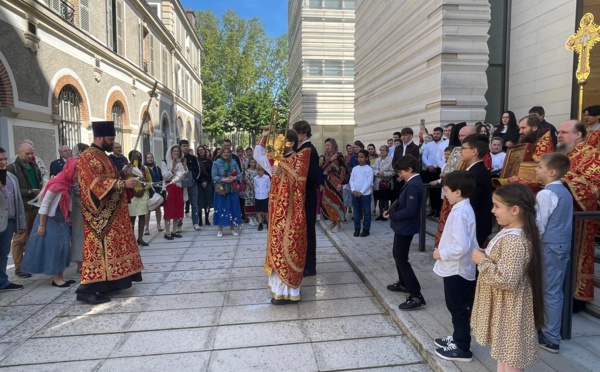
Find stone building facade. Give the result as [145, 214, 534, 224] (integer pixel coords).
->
[288, 0, 356, 154]
[0, 0, 202, 165]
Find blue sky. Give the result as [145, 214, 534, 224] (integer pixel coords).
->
[180, 0, 288, 38]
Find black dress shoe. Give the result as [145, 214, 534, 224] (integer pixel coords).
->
[15, 270, 32, 278]
[76, 292, 111, 305]
[360, 230, 370, 237]
[52, 281, 72, 288]
[303, 270, 317, 277]
[387, 281, 408, 292]
[65, 280, 76, 285]
[353, 229, 360, 237]
[375, 216, 384, 221]
[164, 234, 174, 240]
[171, 232, 183, 238]
[137, 240, 149, 246]
[270, 298, 299, 305]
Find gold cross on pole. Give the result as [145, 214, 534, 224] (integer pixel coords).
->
[565, 13, 600, 119]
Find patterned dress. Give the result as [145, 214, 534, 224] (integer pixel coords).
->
[471, 228, 538, 369]
[321, 153, 346, 222]
[244, 168, 257, 214]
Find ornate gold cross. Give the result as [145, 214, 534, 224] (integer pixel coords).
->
[565, 13, 600, 119]
[566, 13, 600, 81]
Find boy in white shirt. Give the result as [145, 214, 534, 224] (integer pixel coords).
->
[253, 166, 271, 231]
[349, 149, 374, 237]
[489, 137, 506, 176]
[432, 170, 477, 362]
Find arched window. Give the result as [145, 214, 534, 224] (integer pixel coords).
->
[176, 117, 183, 143]
[57, 85, 81, 148]
[186, 121, 192, 142]
[111, 102, 124, 144]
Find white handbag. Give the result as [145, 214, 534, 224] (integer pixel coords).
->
[147, 192, 164, 211]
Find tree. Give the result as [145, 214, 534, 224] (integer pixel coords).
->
[195, 9, 288, 145]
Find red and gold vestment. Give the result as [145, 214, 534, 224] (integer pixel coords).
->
[77, 146, 143, 284]
[264, 148, 310, 289]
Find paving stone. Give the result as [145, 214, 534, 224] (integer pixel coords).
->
[165, 269, 230, 281]
[0, 360, 101, 371]
[299, 297, 385, 319]
[301, 283, 373, 302]
[34, 313, 137, 337]
[98, 352, 210, 372]
[60, 296, 150, 316]
[219, 303, 302, 325]
[145, 292, 225, 310]
[312, 336, 422, 371]
[155, 279, 228, 295]
[213, 320, 308, 349]
[128, 307, 221, 331]
[173, 259, 233, 271]
[110, 328, 215, 357]
[304, 314, 402, 342]
[0, 305, 44, 337]
[0, 334, 124, 365]
[208, 344, 318, 372]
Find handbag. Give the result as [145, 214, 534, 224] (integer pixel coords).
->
[378, 178, 391, 190]
[215, 182, 232, 196]
[147, 192, 164, 211]
[181, 171, 195, 188]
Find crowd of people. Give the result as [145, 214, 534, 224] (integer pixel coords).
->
[1, 104, 600, 371]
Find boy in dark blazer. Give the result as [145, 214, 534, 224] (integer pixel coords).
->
[460, 135, 493, 247]
[383, 155, 426, 310]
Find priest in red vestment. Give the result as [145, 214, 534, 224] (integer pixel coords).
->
[556, 120, 600, 303]
[75, 121, 144, 304]
[254, 128, 310, 305]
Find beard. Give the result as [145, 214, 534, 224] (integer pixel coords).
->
[101, 138, 113, 152]
[556, 143, 571, 154]
[519, 131, 537, 144]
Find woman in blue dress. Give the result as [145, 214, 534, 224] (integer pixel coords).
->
[212, 147, 242, 237]
[21, 157, 77, 287]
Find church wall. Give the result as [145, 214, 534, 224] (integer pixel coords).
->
[353, 0, 490, 146]
[507, 0, 576, 124]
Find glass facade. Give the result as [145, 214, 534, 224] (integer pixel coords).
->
[485, 0, 510, 124]
[57, 85, 81, 148]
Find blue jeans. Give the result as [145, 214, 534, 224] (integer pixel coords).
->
[187, 185, 199, 226]
[0, 219, 16, 288]
[541, 242, 570, 345]
[351, 194, 371, 231]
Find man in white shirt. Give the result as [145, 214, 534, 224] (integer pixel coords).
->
[421, 127, 444, 217]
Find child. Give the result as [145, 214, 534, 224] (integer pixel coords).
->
[350, 149, 374, 237]
[489, 137, 506, 176]
[535, 153, 572, 353]
[383, 155, 425, 310]
[244, 158, 258, 226]
[433, 170, 477, 362]
[471, 183, 544, 371]
[461, 135, 493, 246]
[253, 165, 271, 231]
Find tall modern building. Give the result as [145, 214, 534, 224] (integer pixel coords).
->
[0, 0, 202, 164]
[353, 0, 596, 145]
[288, 0, 356, 153]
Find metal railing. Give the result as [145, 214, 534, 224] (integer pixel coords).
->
[60, 0, 75, 24]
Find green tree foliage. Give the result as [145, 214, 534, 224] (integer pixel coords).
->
[195, 9, 288, 144]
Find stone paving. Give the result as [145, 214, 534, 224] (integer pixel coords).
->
[0, 221, 432, 371]
[324, 217, 600, 372]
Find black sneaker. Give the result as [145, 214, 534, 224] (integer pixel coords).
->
[398, 294, 426, 311]
[360, 230, 370, 237]
[435, 343, 473, 362]
[0, 282, 24, 291]
[386, 281, 408, 292]
[434, 335, 454, 348]
[258, 223, 264, 231]
[353, 229, 360, 237]
[538, 333, 560, 354]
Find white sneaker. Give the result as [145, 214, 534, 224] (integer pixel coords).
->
[231, 229, 239, 236]
[217, 231, 223, 238]
[193, 224, 201, 231]
[249, 218, 256, 226]
[316, 215, 321, 221]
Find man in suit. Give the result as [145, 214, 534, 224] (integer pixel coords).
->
[0, 146, 26, 291]
[392, 127, 420, 196]
[49, 145, 72, 177]
[293, 120, 319, 277]
[460, 135, 493, 246]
